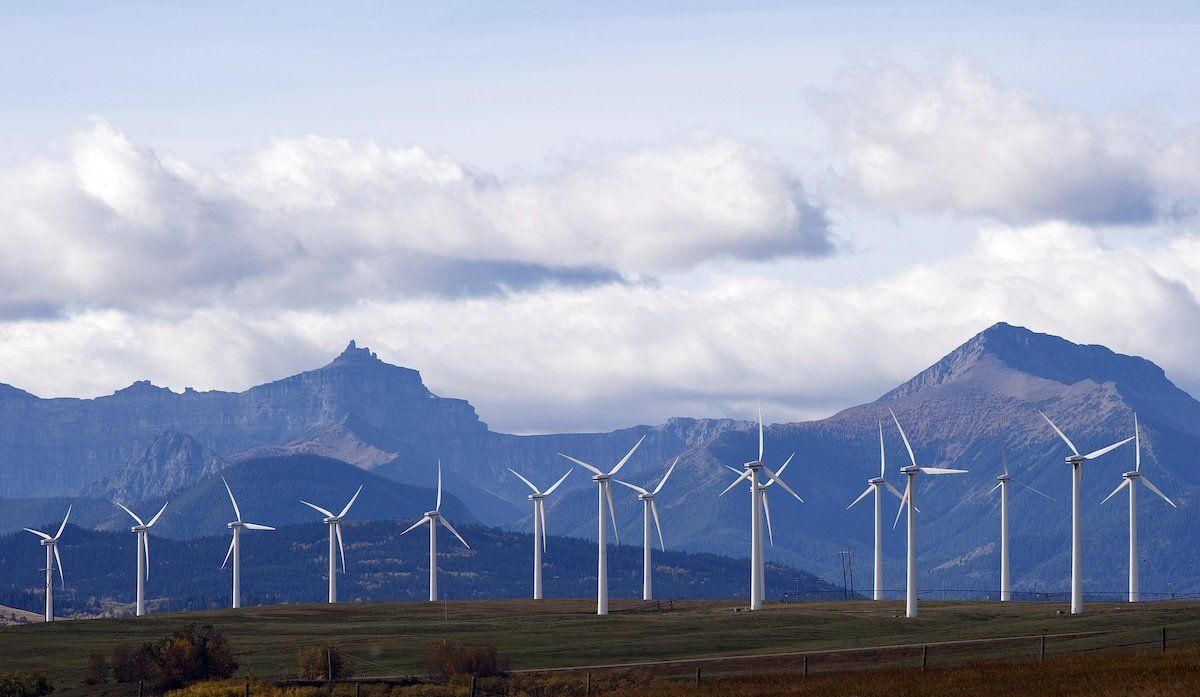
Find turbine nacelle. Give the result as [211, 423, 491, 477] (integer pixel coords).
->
[900, 464, 920, 475]
[868, 476, 885, 485]
[1123, 471, 1140, 479]
[996, 473, 1012, 483]
[1065, 455, 1086, 465]
[425, 510, 440, 518]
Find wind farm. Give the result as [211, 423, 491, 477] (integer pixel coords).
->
[2, 3, 1199, 693]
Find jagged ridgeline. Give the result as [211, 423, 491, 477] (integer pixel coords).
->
[1, 323, 1199, 610]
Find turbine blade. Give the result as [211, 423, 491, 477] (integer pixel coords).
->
[760, 464, 803, 502]
[221, 534, 235, 569]
[301, 500, 336, 518]
[1099, 479, 1128, 506]
[884, 481, 905, 500]
[720, 469, 752, 496]
[893, 480, 910, 530]
[653, 458, 678, 495]
[879, 422, 886, 478]
[1001, 443, 1008, 477]
[919, 467, 968, 475]
[538, 499, 548, 553]
[440, 516, 470, 549]
[1134, 413, 1141, 472]
[723, 464, 742, 476]
[1140, 476, 1177, 508]
[988, 482, 1002, 495]
[762, 491, 774, 547]
[613, 479, 650, 495]
[508, 468, 542, 495]
[401, 516, 430, 536]
[1084, 436, 1135, 461]
[222, 477, 242, 522]
[146, 502, 169, 528]
[243, 523, 275, 531]
[435, 460, 443, 512]
[848, 486, 873, 510]
[54, 545, 64, 588]
[24, 528, 52, 540]
[610, 435, 646, 476]
[544, 469, 572, 496]
[115, 502, 144, 526]
[55, 505, 72, 540]
[772, 452, 795, 480]
[338, 485, 363, 518]
[1011, 478, 1055, 501]
[758, 401, 765, 463]
[1038, 410, 1080, 456]
[559, 453, 604, 476]
[335, 523, 347, 573]
[889, 408, 918, 468]
[605, 483, 620, 544]
[650, 500, 666, 551]
[143, 533, 151, 578]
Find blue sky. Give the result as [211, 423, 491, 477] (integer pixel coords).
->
[1, 2, 1199, 432]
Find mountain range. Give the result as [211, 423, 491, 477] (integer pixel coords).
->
[1, 323, 1198, 609]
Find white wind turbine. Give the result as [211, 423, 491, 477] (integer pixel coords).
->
[23, 506, 71, 622]
[615, 457, 678, 601]
[401, 460, 470, 602]
[890, 409, 967, 619]
[115, 501, 169, 617]
[1100, 414, 1176, 603]
[220, 477, 276, 609]
[300, 485, 363, 604]
[507, 468, 572, 600]
[719, 406, 803, 611]
[560, 435, 646, 616]
[847, 423, 906, 601]
[987, 445, 1053, 602]
[1039, 410, 1133, 615]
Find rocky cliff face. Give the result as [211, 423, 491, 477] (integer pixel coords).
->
[0, 341, 487, 497]
[81, 431, 229, 503]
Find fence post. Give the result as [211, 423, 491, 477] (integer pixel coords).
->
[470, 675, 477, 697]
[356, 681, 361, 697]
[243, 678, 250, 697]
[803, 655, 808, 677]
[586, 671, 592, 696]
[921, 645, 928, 672]
[138, 680, 144, 697]
[327, 648, 333, 680]
[696, 667, 701, 686]
[1040, 634, 1045, 662]
[1162, 626, 1167, 653]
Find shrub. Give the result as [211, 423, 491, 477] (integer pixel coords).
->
[297, 644, 353, 680]
[110, 624, 238, 692]
[423, 641, 509, 681]
[84, 653, 109, 685]
[0, 671, 53, 697]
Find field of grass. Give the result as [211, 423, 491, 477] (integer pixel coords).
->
[3, 598, 1200, 695]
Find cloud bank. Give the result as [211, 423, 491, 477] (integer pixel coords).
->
[0, 119, 832, 318]
[815, 56, 1200, 224]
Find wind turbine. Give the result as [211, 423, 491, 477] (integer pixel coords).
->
[718, 406, 803, 611]
[615, 458, 678, 601]
[560, 435, 646, 616]
[23, 506, 71, 622]
[401, 460, 470, 602]
[1039, 410, 1133, 615]
[987, 444, 1053, 602]
[300, 485, 363, 604]
[1100, 414, 1176, 603]
[220, 477, 275, 609]
[115, 501, 169, 617]
[848, 423, 906, 601]
[890, 408, 967, 619]
[507, 468, 571, 600]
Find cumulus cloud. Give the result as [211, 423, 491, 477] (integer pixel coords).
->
[4, 221, 1200, 434]
[0, 119, 832, 317]
[813, 56, 1200, 224]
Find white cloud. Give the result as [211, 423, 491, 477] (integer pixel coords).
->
[3, 221, 1200, 434]
[0, 119, 831, 318]
[813, 56, 1200, 225]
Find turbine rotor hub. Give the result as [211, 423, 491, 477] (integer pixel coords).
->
[425, 510, 439, 518]
[868, 476, 884, 484]
[1124, 471, 1140, 479]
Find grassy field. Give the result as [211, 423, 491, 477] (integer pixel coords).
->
[4, 598, 1200, 694]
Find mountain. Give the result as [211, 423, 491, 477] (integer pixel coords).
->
[2, 323, 1199, 600]
[81, 431, 228, 502]
[0, 521, 841, 617]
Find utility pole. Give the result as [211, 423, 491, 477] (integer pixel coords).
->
[839, 550, 854, 600]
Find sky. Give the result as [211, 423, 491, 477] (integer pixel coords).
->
[1, 1, 1199, 433]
